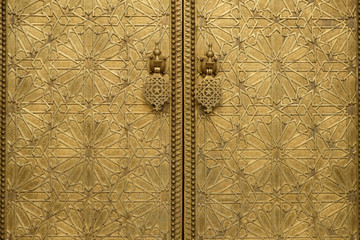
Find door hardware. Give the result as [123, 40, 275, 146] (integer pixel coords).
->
[195, 43, 222, 113]
[144, 42, 170, 111]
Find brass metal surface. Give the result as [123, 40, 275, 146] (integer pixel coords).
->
[196, 43, 222, 113]
[6, 0, 183, 239]
[145, 44, 170, 111]
[194, 0, 359, 239]
[3, 0, 360, 239]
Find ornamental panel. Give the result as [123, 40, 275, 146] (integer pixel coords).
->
[193, 0, 358, 239]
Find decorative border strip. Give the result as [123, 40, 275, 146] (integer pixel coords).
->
[0, 0, 5, 238]
[170, 0, 183, 239]
[358, 0, 360, 238]
[184, 0, 196, 239]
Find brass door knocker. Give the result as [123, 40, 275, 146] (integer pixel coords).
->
[195, 43, 222, 113]
[144, 43, 170, 111]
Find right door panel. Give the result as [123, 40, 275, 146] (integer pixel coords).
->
[193, 0, 358, 239]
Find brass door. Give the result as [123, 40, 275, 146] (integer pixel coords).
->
[3, 0, 359, 240]
[187, 0, 359, 239]
[5, 0, 183, 239]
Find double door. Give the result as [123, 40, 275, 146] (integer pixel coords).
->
[6, 0, 358, 239]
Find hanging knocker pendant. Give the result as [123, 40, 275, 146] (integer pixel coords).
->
[195, 43, 222, 113]
[145, 43, 170, 111]
[196, 76, 222, 113]
[144, 73, 170, 111]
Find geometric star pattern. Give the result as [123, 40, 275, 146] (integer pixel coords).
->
[5, 0, 359, 239]
[145, 74, 170, 111]
[7, 0, 171, 239]
[196, 76, 222, 113]
[195, 0, 358, 239]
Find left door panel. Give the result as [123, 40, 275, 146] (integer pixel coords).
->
[5, 0, 182, 239]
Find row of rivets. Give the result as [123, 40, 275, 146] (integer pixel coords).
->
[190, 0, 196, 239]
[358, 0, 360, 237]
[0, 0, 5, 239]
[171, 0, 182, 239]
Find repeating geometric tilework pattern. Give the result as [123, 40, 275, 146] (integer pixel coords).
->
[6, 0, 172, 239]
[195, 0, 358, 239]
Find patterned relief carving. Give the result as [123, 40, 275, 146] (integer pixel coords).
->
[195, 0, 358, 239]
[195, 76, 221, 113]
[144, 74, 170, 111]
[4, 0, 360, 239]
[6, 0, 174, 239]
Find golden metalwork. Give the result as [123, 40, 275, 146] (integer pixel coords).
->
[193, 0, 358, 239]
[5, 0, 183, 239]
[196, 43, 221, 113]
[145, 43, 170, 111]
[183, 0, 197, 239]
[2, 0, 359, 240]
